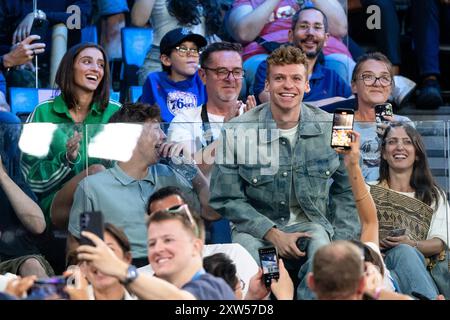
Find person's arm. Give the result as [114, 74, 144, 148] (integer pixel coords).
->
[228, 0, 282, 43]
[253, 60, 268, 104]
[77, 232, 196, 300]
[328, 129, 361, 241]
[131, 0, 156, 27]
[0, 156, 46, 234]
[336, 131, 378, 244]
[191, 166, 222, 221]
[1, 35, 45, 71]
[311, 0, 348, 38]
[20, 121, 80, 197]
[12, 1, 91, 43]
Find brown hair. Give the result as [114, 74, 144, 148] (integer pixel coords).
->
[379, 122, 444, 206]
[266, 45, 309, 80]
[108, 102, 161, 123]
[55, 42, 110, 112]
[351, 52, 394, 84]
[148, 206, 205, 240]
[312, 241, 364, 299]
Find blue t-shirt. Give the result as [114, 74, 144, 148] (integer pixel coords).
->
[182, 272, 236, 300]
[140, 71, 207, 123]
[253, 60, 351, 103]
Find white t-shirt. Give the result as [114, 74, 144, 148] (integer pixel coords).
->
[168, 107, 225, 155]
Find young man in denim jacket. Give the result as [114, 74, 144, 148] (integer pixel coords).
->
[209, 45, 359, 299]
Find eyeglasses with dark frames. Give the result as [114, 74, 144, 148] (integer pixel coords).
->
[358, 73, 392, 87]
[203, 67, 245, 80]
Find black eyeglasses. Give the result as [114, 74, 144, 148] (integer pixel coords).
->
[174, 46, 202, 57]
[203, 67, 245, 80]
[358, 73, 392, 87]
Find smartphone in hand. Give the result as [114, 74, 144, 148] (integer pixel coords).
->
[389, 228, 406, 237]
[258, 247, 280, 287]
[330, 109, 354, 150]
[374, 103, 393, 123]
[79, 211, 104, 246]
[29, 16, 49, 45]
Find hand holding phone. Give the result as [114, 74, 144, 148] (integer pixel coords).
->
[29, 15, 49, 45]
[258, 247, 280, 287]
[331, 109, 354, 150]
[27, 276, 69, 300]
[79, 211, 104, 246]
[374, 103, 393, 123]
[389, 228, 406, 237]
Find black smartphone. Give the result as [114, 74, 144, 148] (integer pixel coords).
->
[258, 247, 280, 287]
[27, 276, 69, 300]
[29, 16, 49, 44]
[374, 103, 393, 123]
[389, 228, 406, 237]
[296, 237, 310, 253]
[331, 108, 354, 149]
[79, 211, 104, 246]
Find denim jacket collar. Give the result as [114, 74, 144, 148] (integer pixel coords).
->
[258, 102, 324, 143]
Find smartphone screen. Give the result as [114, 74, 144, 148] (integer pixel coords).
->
[331, 109, 354, 149]
[258, 247, 280, 287]
[79, 211, 104, 246]
[374, 103, 393, 123]
[27, 276, 69, 300]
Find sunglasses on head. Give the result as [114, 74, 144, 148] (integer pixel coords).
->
[150, 204, 199, 237]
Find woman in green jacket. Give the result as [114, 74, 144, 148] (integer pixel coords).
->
[21, 43, 121, 229]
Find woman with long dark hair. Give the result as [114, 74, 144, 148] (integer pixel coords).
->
[370, 122, 449, 298]
[21, 42, 121, 230]
[132, 0, 225, 84]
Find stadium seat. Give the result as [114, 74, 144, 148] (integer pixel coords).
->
[9, 87, 58, 119]
[129, 86, 142, 102]
[120, 27, 153, 101]
[81, 25, 98, 44]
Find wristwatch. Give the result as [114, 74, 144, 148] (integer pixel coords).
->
[120, 265, 138, 286]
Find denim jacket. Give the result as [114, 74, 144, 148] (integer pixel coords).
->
[209, 102, 360, 241]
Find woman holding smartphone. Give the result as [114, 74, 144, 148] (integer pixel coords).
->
[21, 43, 121, 229]
[351, 52, 411, 181]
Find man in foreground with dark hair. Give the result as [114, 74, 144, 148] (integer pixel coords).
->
[67, 102, 210, 267]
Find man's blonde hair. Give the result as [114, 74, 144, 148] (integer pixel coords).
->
[266, 45, 309, 79]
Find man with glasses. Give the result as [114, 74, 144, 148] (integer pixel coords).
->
[168, 42, 256, 179]
[253, 6, 352, 108]
[76, 203, 236, 300]
[141, 28, 207, 123]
